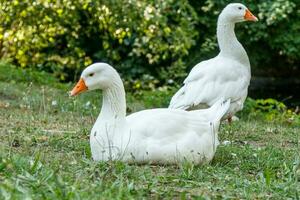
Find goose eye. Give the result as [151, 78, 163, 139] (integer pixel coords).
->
[238, 7, 242, 10]
[89, 73, 94, 77]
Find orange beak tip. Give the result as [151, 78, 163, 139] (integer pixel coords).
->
[69, 91, 74, 97]
[70, 78, 88, 97]
[244, 9, 258, 22]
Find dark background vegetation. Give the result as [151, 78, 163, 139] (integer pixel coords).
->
[0, 0, 299, 105]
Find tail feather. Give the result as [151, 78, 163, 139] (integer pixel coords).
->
[168, 86, 187, 109]
[188, 97, 230, 126]
[209, 98, 231, 123]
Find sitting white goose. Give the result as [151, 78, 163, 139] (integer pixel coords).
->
[70, 63, 230, 164]
[169, 3, 258, 122]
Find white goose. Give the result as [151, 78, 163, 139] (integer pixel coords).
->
[70, 63, 230, 164]
[169, 3, 258, 122]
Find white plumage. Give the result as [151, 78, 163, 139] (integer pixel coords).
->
[70, 63, 230, 164]
[169, 3, 258, 119]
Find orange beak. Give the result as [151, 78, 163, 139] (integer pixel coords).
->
[70, 78, 88, 96]
[244, 9, 258, 22]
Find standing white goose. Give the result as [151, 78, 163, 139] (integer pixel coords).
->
[169, 3, 258, 122]
[70, 63, 230, 164]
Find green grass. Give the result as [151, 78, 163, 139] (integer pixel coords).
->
[0, 63, 299, 199]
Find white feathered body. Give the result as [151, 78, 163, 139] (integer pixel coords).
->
[90, 99, 230, 164]
[169, 55, 250, 118]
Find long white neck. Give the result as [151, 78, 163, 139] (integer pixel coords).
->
[98, 76, 126, 121]
[217, 16, 250, 67]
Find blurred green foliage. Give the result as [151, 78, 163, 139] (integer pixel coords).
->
[0, 0, 197, 82]
[0, 0, 299, 83]
[0, 62, 60, 87]
[242, 98, 300, 125]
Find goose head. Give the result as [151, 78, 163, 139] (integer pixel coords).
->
[219, 3, 258, 23]
[70, 63, 118, 96]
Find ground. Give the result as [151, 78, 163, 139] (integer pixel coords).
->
[0, 64, 299, 199]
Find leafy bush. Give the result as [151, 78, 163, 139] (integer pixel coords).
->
[0, 0, 197, 81]
[243, 98, 300, 125]
[0, 0, 299, 83]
